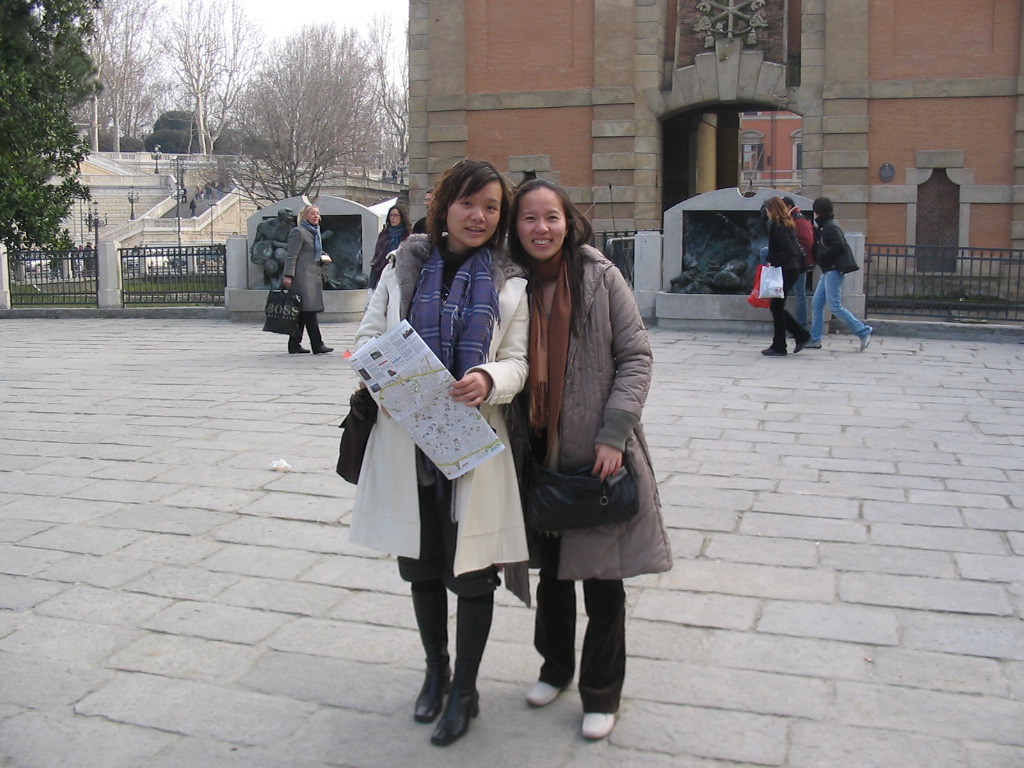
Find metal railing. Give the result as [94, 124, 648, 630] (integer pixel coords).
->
[596, 230, 637, 287]
[864, 244, 1024, 324]
[120, 245, 226, 306]
[7, 250, 99, 306]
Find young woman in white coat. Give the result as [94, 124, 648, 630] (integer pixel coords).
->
[508, 179, 672, 741]
[349, 160, 530, 747]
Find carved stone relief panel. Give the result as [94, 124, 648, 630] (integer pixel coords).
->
[677, 0, 787, 68]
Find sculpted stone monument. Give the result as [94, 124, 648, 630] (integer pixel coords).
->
[246, 196, 380, 294]
[666, 188, 814, 295]
[250, 208, 295, 289]
[318, 216, 368, 290]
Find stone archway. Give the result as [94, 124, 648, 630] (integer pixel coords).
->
[647, 37, 819, 213]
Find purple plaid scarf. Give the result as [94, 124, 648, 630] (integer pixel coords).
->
[408, 246, 499, 379]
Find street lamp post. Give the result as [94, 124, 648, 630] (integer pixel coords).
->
[152, 145, 162, 174]
[85, 202, 107, 278]
[174, 156, 185, 247]
[89, 201, 108, 244]
[127, 186, 140, 219]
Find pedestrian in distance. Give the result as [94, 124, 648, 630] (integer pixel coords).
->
[782, 196, 815, 329]
[412, 190, 433, 234]
[282, 205, 333, 355]
[349, 159, 531, 747]
[508, 178, 672, 741]
[368, 204, 411, 289]
[761, 197, 812, 356]
[805, 197, 873, 352]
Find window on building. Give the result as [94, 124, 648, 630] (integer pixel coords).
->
[792, 130, 803, 184]
[741, 132, 765, 172]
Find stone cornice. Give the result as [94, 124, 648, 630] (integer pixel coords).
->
[426, 88, 636, 113]
[824, 77, 1018, 100]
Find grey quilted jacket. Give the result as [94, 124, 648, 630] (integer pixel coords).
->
[552, 245, 672, 580]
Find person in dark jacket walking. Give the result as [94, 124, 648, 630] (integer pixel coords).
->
[783, 196, 814, 329]
[805, 197, 873, 351]
[761, 197, 812, 356]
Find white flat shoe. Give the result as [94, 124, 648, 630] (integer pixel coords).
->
[526, 681, 562, 707]
[581, 712, 616, 740]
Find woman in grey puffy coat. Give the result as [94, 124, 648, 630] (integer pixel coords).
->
[508, 179, 672, 742]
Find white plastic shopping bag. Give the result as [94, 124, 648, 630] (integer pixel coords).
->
[758, 265, 785, 299]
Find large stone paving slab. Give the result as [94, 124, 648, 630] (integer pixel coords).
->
[1, 318, 1022, 767]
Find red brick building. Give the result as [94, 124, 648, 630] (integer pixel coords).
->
[408, 0, 1024, 250]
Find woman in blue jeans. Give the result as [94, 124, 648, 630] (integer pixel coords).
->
[807, 197, 873, 352]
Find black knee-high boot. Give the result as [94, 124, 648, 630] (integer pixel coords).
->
[430, 593, 493, 746]
[411, 581, 450, 723]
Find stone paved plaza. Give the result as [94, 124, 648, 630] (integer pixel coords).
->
[1, 318, 1023, 767]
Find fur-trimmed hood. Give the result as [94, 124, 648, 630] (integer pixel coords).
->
[392, 234, 526, 320]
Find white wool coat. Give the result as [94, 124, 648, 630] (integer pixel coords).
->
[348, 236, 530, 575]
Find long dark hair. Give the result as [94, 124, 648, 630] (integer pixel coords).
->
[428, 159, 512, 249]
[508, 178, 593, 334]
[381, 204, 410, 233]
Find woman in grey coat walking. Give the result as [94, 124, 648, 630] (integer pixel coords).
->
[283, 205, 333, 354]
[508, 179, 672, 741]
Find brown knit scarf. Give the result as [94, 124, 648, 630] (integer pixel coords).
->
[528, 250, 572, 442]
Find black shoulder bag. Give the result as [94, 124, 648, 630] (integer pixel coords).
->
[336, 388, 378, 484]
[526, 461, 639, 533]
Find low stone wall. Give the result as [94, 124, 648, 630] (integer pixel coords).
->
[226, 288, 367, 324]
[655, 290, 866, 333]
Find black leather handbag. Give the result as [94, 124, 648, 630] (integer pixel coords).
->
[336, 388, 378, 484]
[526, 461, 639, 533]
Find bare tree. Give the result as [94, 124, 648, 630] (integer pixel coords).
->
[89, 0, 161, 150]
[233, 24, 375, 202]
[165, 0, 260, 154]
[205, 0, 261, 152]
[364, 14, 408, 174]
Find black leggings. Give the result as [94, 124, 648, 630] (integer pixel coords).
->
[769, 267, 810, 353]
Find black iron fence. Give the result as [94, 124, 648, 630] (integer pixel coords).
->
[120, 245, 226, 307]
[7, 250, 98, 306]
[596, 230, 637, 287]
[864, 244, 1024, 324]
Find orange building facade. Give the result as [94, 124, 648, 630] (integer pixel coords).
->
[408, 0, 1024, 249]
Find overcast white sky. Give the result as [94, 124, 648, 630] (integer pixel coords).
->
[241, 0, 409, 41]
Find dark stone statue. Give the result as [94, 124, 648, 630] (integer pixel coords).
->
[669, 210, 766, 294]
[251, 208, 369, 290]
[250, 208, 295, 289]
[319, 214, 368, 290]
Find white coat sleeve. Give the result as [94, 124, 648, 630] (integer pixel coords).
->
[354, 267, 393, 349]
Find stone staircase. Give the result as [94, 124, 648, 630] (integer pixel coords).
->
[66, 151, 251, 248]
